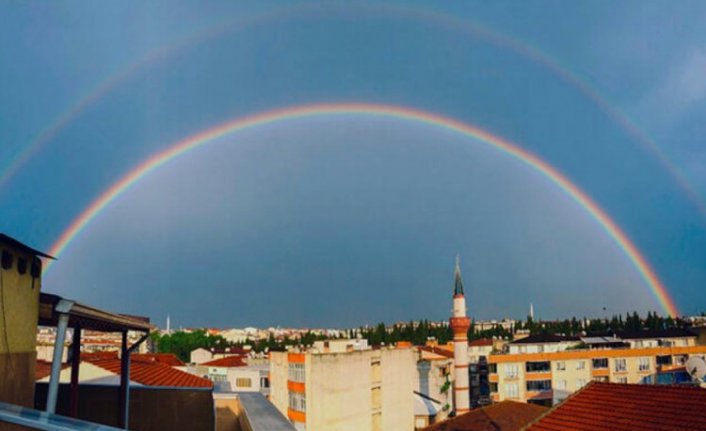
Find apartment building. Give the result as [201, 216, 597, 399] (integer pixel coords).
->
[270, 345, 415, 431]
[489, 344, 706, 406]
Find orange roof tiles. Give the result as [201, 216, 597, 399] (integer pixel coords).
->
[423, 401, 547, 431]
[525, 382, 706, 431]
[201, 355, 247, 367]
[35, 360, 69, 380]
[82, 352, 212, 388]
[132, 353, 185, 367]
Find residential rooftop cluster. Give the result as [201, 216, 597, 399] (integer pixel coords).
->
[1, 232, 706, 431]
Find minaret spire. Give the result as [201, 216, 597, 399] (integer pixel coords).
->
[449, 255, 471, 413]
[454, 254, 464, 296]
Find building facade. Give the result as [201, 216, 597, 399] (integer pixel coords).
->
[270, 346, 415, 431]
[489, 345, 706, 406]
[0, 234, 50, 407]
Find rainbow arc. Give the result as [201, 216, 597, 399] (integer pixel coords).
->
[44, 103, 679, 317]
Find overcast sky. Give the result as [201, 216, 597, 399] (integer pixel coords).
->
[1, 1, 705, 328]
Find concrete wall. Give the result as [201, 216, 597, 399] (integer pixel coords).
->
[191, 348, 213, 364]
[307, 350, 372, 431]
[0, 247, 41, 407]
[269, 351, 289, 418]
[35, 383, 214, 431]
[215, 397, 243, 431]
[380, 349, 414, 431]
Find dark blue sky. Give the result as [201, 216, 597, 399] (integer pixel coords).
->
[1, 1, 705, 327]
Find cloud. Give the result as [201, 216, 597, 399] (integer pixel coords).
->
[633, 46, 706, 130]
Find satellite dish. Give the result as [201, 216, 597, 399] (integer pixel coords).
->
[685, 357, 706, 381]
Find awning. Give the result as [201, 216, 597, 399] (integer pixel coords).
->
[39, 293, 152, 333]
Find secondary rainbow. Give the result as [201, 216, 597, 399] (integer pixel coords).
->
[45, 103, 680, 317]
[4, 4, 704, 222]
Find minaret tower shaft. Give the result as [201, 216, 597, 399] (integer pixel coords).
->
[450, 255, 471, 413]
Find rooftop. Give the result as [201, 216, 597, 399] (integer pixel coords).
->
[611, 328, 696, 340]
[525, 382, 706, 431]
[419, 345, 454, 359]
[82, 352, 212, 388]
[0, 233, 55, 259]
[422, 401, 547, 431]
[35, 360, 68, 381]
[201, 355, 247, 367]
[469, 338, 494, 347]
[133, 353, 185, 367]
[509, 334, 580, 345]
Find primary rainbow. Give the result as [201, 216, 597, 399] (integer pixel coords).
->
[45, 103, 680, 317]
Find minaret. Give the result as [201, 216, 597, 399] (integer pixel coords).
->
[530, 303, 534, 320]
[166, 315, 171, 334]
[450, 255, 471, 414]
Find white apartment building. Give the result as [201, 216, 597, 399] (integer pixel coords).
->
[270, 344, 415, 431]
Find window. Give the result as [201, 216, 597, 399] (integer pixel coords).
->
[592, 358, 608, 369]
[210, 374, 228, 383]
[641, 375, 654, 384]
[555, 361, 566, 371]
[556, 379, 567, 390]
[526, 380, 552, 392]
[504, 383, 519, 399]
[656, 355, 672, 366]
[236, 377, 252, 388]
[526, 361, 550, 373]
[614, 358, 627, 372]
[576, 361, 585, 370]
[593, 376, 608, 383]
[638, 357, 650, 371]
[490, 383, 498, 393]
[504, 364, 519, 378]
[289, 363, 305, 382]
[675, 355, 688, 366]
[616, 377, 628, 384]
[576, 378, 587, 389]
[289, 392, 306, 412]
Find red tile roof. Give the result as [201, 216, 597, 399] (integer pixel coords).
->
[423, 401, 547, 431]
[82, 352, 212, 388]
[525, 382, 706, 431]
[35, 360, 69, 380]
[201, 355, 247, 367]
[132, 353, 185, 367]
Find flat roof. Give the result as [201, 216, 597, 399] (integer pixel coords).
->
[236, 392, 296, 431]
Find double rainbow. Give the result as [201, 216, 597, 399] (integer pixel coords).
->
[45, 103, 680, 317]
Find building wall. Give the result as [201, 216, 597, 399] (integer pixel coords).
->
[190, 348, 212, 364]
[508, 341, 579, 354]
[271, 348, 415, 431]
[0, 247, 41, 407]
[307, 351, 372, 431]
[489, 345, 706, 405]
[269, 351, 290, 419]
[380, 349, 414, 431]
[415, 358, 452, 417]
[34, 383, 214, 431]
